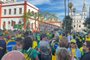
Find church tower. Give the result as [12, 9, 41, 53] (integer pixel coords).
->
[82, 0, 87, 19]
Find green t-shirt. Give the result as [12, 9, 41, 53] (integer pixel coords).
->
[21, 48, 38, 60]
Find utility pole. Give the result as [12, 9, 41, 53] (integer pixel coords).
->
[68, 0, 69, 16]
[64, 0, 67, 17]
[89, 6, 90, 18]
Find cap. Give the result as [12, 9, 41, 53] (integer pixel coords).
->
[70, 39, 76, 43]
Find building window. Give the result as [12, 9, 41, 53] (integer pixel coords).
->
[4, 9, 6, 15]
[31, 11, 34, 15]
[9, 9, 11, 15]
[74, 25, 75, 27]
[19, 8, 22, 14]
[14, 8, 16, 14]
[8, 21, 10, 25]
[28, 9, 30, 13]
[79, 21, 81, 23]
[79, 25, 81, 27]
[3, 21, 6, 29]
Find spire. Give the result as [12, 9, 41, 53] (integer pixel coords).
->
[82, 0, 87, 12]
[82, 0, 87, 18]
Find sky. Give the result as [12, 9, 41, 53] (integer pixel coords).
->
[18, 0, 90, 21]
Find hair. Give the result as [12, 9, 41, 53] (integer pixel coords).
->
[59, 36, 69, 48]
[22, 37, 33, 50]
[69, 42, 77, 48]
[56, 48, 71, 60]
[16, 38, 23, 44]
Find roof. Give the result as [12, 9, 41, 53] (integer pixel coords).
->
[1, 1, 39, 11]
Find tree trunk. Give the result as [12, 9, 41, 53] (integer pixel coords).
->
[68, 0, 69, 15]
[64, 0, 66, 17]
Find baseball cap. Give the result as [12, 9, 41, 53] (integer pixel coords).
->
[70, 39, 76, 43]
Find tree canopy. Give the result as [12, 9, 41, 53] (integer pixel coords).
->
[63, 15, 73, 33]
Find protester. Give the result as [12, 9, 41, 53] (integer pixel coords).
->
[38, 34, 51, 60]
[0, 33, 6, 60]
[15, 38, 23, 51]
[0, 29, 89, 60]
[80, 42, 87, 56]
[56, 36, 68, 53]
[21, 37, 39, 60]
[80, 41, 90, 60]
[56, 48, 71, 60]
[68, 39, 81, 60]
[1, 51, 26, 60]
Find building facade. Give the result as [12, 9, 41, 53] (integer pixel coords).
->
[70, 0, 87, 32]
[0, 1, 39, 30]
[0, 0, 62, 31]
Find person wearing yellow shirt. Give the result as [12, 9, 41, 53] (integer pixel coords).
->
[80, 42, 87, 56]
[68, 39, 81, 60]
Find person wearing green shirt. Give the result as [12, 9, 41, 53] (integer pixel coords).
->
[16, 37, 39, 60]
[23, 37, 39, 60]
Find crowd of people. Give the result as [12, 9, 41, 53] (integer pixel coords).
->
[0, 29, 90, 60]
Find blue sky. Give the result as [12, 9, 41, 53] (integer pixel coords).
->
[18, 0, 90, 21]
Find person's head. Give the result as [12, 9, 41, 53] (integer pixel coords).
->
[70, 39, 77, 48]
[82, 42, 87, 48]
[1, 51, 26, 60]
[56, 48, 71, 60]
[86, 41, 90, 52]
[41, 34, 47, 40]
[16, 38, 23, 50]
[22, 37, 33, 50]
[82, 42, 87, 52]
[59, 36, 68, 48]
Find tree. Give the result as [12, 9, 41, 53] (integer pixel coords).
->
[63, 15, 73, 33]
[22, 12, 33, 30]
[68, 2, 73, 15]
[84, 17, 90, 32]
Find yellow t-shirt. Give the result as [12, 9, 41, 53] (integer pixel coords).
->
[32, 41, 37, 49]
[71, 48, 76, 57]
[59, 35, 62, 40]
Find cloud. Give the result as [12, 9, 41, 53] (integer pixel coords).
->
[18, 0, 90, 20]
[29, 0, 51, 5]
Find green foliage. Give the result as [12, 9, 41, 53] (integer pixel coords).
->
[68, 2, 73, 10]
[84, 17, 90, 32]
[63, 15, 73, 33]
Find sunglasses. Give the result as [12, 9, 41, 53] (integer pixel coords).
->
[71, 42, 76, 44]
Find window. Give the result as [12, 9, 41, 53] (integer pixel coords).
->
[74, 25, 75, 27]
[9, 9, 11, 15]
[14, 8, 16, 14]
[8, 21, 10, 25]
[28, 9, 30, 13]
[3, 21, 6, 29]
[31, 11, 34, 15]
[79, 21, 81, 23]
[79, 25, 81, 27]
[4, 9, 6, 15]
[19, 8, 22, 14]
